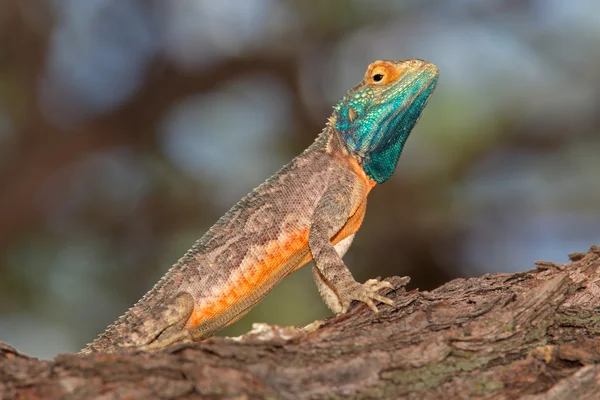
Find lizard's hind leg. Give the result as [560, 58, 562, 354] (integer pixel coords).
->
[132, 291, 195, 351]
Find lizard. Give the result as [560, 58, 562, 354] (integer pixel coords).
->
[81, 58, 439, 353]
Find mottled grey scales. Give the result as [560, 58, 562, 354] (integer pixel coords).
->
[81, 59, 439, 353]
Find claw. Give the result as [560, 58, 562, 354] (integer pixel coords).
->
[365, 299, 378, 313]
[373, 294, 396, 308]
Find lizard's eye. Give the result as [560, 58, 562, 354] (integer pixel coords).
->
[365, 61, 401, 85]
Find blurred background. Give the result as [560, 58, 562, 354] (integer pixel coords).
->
[1, 0, 599, 359]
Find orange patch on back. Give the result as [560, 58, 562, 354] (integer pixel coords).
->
[185, 228, 310, 329]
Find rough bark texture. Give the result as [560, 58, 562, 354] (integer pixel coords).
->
[2, 246, 600, 399]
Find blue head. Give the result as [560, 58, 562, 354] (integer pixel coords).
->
[333, 59, 438, 183]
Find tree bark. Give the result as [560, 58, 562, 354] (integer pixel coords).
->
[1, 246, 599, 399]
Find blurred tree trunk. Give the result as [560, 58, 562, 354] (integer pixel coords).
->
[1, 246, 599, 400]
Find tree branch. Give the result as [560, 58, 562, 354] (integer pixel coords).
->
[2, 246, 599, 399]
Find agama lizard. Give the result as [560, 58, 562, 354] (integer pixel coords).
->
[81, 59, 438, 353]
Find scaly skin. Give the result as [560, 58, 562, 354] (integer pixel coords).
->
[81, 59, 438, 353]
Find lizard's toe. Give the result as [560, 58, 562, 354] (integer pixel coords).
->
[364, 279, 396, 308]
[339, 278, 396, 313]
[364, 279, 394, 291]
[372, 293, 395, 308]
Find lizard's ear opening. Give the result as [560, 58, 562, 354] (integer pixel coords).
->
[348, 108, 357, 122]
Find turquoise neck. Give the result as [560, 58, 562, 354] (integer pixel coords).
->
[335, 75, 437, 183]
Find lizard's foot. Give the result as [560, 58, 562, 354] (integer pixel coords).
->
[338, 278, 395, 314]
[137, 328, 193, 352]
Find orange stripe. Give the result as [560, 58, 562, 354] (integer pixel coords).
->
[185, 229, 310, 328]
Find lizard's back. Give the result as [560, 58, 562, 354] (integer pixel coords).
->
[83, 136, 366, 351]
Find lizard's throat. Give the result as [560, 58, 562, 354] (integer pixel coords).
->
[361, 77, 437, 183]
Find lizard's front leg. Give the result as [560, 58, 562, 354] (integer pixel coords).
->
[308, 186, 394, 314]
[312, 234, 355, 313]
